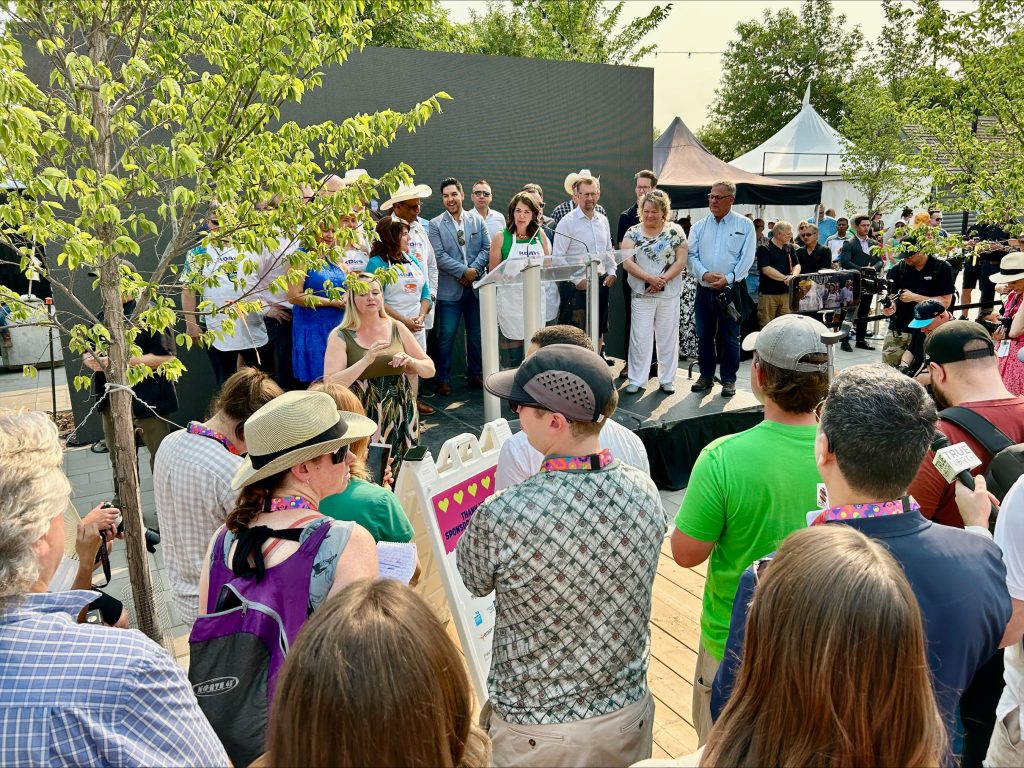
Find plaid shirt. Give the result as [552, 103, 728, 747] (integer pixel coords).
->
[0, 591, 229, 767]
[154, 427, 241, 627]
[456, 459, 667, 725]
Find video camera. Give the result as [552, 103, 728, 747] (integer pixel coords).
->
[859, 266, 891, 296]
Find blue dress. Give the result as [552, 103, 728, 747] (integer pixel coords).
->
[292, 260, 347, 383]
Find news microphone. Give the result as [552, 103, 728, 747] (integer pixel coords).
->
[930, 432, 982, 490]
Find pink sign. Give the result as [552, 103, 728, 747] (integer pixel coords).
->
[431, 466, 497, 554]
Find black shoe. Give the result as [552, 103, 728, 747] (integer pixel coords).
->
[603, 356, 616, 367]
[466, 377, 483, 390]
[841, 341, 853, 353]
[690, 377, 714, 393]
[855, 341, 876, 351]
[618, 368, 629, 380]
[721, 381, 737, 398]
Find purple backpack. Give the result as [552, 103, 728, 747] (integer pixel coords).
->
[188, 519, 330, 767]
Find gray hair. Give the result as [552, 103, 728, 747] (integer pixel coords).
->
[819, 365, 936, 499]
[772, 220, 793, 236]
[0, 410, 71, 605]
[711, 180, 737, 197]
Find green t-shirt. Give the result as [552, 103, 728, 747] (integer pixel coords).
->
[675, 420, 821, 661]
[320, 478, 415, 543]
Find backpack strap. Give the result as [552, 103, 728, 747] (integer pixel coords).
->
[261, 514, 322, 560]
[231, 526, 304, 580]
[938, 406, 1015, 458]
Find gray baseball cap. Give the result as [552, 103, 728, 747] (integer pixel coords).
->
[741, 314, 830, 373]
[484, 344, 614, 423]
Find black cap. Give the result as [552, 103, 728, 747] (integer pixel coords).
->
[908, 299, 946, 328]
[925, 320, 995, 364]
[484, 344, 614, 423]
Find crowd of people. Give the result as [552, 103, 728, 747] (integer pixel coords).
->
[3, 169, 1024, 767]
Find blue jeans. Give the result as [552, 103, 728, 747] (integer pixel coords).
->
[695, 286, 740, 383]
[435, 290, 482, 383]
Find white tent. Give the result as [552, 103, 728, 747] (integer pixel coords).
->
[728, 85, 927, 227]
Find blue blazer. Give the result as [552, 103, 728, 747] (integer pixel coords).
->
[428, 209, 491, 301]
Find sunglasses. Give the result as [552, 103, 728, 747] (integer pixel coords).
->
[457, 230, 465, 246]
[473, 190, 491, 197]
[331, 447, 351, 465]
[801, 233, 815, 238]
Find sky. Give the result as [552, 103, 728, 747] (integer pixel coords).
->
[441, 1, 975, 135]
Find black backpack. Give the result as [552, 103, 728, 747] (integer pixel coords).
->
[939, 406, 1024, 502]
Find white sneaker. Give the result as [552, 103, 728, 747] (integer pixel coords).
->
[625, 384, 640, 394]
[660, 382, 675, 394]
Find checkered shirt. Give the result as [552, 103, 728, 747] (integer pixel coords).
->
[0, 591, 229, 767]
[456, 460, 667, 725]
[549, 199, 607, 228]
[153, 428, 241, 627]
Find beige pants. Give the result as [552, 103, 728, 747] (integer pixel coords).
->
[986, 705, 1024, 767]
[882, 330, 913, 367]
[482, 691, 654, 768]
[692, 642, 721, 746]
[757, 293, 790, 329]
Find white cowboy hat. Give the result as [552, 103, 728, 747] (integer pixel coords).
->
[563, 169, 600, 197]
[231, 391, 378, 490]
[988, 251, 1024, 284]
[340, 169, 370, 185]
[380, 183, 432, 211]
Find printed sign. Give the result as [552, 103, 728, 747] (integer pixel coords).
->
[432, 467, 495, 554]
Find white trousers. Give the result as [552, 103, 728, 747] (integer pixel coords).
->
[628, 293, 681, 387]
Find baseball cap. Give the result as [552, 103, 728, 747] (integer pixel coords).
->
[484, 344, 614, 423]
[908, 299, 947, 328]
[925, 320, 995, 364]
[87, 259, 137, 278]
[741, 314, 830, 373]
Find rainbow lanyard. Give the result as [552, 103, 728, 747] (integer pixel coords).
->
[541, 448, 614, 473]
[187, 422, 242, 457]
[810, 497, 916, 526]
[269, 496, 317, 512]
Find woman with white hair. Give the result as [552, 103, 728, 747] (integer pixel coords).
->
[0, 409, 229, 767]
[621, 190, 689, 394]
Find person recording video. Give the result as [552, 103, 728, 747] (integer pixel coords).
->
[839, 215, 883, 352]
[881, 235, 955, 368]
[896, 299, 952, 385]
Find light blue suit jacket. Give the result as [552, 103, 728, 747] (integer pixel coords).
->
[428, 209, 491, 301]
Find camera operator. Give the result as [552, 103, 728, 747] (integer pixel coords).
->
[896, 299, 952, 385]
[0, 409, 229, 766]
[839, 215, 882, 352]
[881, 235, 955, 368]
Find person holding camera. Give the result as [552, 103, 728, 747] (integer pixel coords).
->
[0, 410, 229, 767]
[839, 214, 882, 352]
[881, 235, 955, 368]
[897, 298, 952, 385]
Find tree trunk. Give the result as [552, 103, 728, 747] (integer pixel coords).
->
[89, 23, 161, 644]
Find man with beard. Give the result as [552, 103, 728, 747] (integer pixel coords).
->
[908, 321, 1024, 528]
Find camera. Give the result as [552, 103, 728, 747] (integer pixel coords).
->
[860, 266, 891, 296]
[99, 502, 160, 553]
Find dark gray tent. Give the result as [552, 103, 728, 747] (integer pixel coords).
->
[653, 117, 822, 208]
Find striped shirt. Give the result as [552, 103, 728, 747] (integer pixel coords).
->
[0, 591, 229, 767]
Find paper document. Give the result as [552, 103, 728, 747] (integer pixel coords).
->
[376, 542, 418, 584]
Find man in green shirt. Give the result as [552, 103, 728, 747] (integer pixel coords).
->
[672, 314, 831, 743]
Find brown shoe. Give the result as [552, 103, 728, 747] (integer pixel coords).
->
[417, 400, 435, 415]
[435, 381, 452, 396]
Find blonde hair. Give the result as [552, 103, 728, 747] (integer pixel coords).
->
[337, 274, 387, 332]
[639, 190, 671, 222]
[0, 410, 71, 605]
[703, 526, 947, 767]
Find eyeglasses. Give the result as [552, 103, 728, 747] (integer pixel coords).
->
[707, 194, 734, 202]
[813, 399, 826, 423]
[457, 230, 465, 246]
[331, 447, 351, 465]
[473, 190, 491, 197]
[933, 217, 943, 222]
[801, 233, 815, 239]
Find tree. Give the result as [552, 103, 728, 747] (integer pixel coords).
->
[0, 0, 447, 641]
[896, 0, 1024, 224]
[698, 0, 863, 161]
[467, 0, 672, 65]
[838, 2, 928, 217]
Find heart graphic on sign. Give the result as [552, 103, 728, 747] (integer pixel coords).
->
[482, 476, 491, 490]
[468, 483, 478, 497]
[454, 490, 465, 504]
[438, 498, 450, 513]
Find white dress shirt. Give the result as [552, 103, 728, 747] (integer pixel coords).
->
[552, 205, 616, 276]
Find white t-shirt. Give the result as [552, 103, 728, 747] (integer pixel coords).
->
[184, 244, 268, 351]
[994, 475, 1024, 721]
[495, 418, 651, 491]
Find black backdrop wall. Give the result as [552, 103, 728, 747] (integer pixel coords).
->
[36, 45, 653, 440]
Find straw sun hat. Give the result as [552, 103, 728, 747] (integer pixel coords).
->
[230, 391, 377, 490]
[379, 183, 433, 211]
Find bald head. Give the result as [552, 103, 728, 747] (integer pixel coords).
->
[321, 175, 345, 195]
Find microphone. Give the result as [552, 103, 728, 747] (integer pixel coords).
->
[930, 432, 982, 489]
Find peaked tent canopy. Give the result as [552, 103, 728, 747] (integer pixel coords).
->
[653, 116, 821, 208]
[730, 84, 844, 176]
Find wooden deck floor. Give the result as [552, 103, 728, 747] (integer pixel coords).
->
[446, 535, 705, 761]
